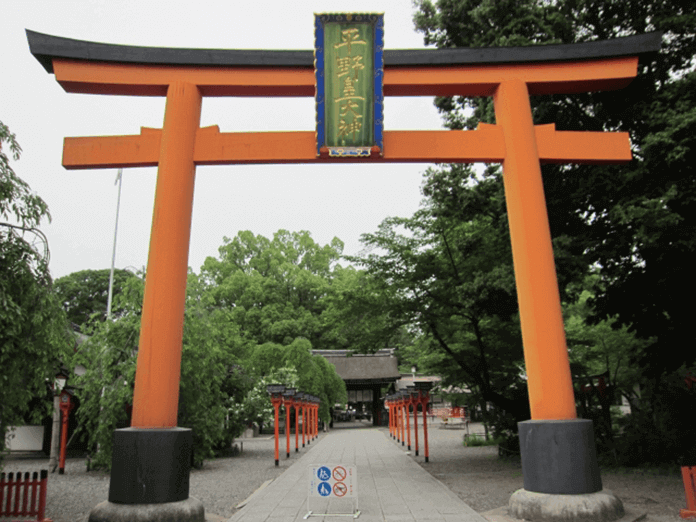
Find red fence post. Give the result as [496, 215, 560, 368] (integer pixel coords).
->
[302, 399, 307, 448]
[412, 397, 420, 457]
[421, 397, 430, 463]
[13, 472, 21, 516]
[294, 402, 300, 453]
[38, 470, 49, 521]
[0, 469, 50, 522]
[20, 472, 30, 516]
[681, 466, 696, 519]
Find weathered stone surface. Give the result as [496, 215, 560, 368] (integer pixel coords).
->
[509, 489, 624, 522]
[88, 497, 204, 522]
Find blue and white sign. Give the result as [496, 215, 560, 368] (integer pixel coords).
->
[317, 466, 331, 481]
[317, 481, 332, 496]
[308, 463, 357, 499]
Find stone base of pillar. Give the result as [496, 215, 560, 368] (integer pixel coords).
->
[88, 498, 204, 522]
[510, 419, 624, 522]
[108, 427, 194, 504]
[519, 419, 602, 494]
[88, 427, 202, 521]
[508, 489, 624, 522]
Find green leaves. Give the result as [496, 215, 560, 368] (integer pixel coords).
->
[0, 121, 71, 467]
[72, 230, 350, 469]
[0, 121, 50, 229]
[54, 268, 140, 328]
[347, 162, 528, 427]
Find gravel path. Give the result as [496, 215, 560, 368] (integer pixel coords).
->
[409, 421, 685, 522]
[1, 422, 687, 522]
[2, 435, 291, 521]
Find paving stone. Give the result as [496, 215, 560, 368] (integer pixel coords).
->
[227, 429, 488, 522]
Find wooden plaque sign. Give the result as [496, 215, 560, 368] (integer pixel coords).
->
[314, 13, 384, 157]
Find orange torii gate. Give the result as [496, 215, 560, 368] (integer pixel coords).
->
[28, 28, 660, 522]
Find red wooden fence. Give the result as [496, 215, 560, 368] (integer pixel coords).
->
[0, 470, 50, 521]
[683, 466, 696, 519]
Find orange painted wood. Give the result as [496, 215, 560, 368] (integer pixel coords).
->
[682, 467, 696, 519]
[62, 127, 162, 169]
[62, 125, 630, 168]
[385, 57, 638, 96]
[493, 79, 577, 420]
[52, 56, 638, 97]
[51, 48, 641, 430]
[131, 81, 202, 428]
[534, 124, 631, 164]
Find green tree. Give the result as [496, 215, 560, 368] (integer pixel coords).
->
[201, 230, 344, 349]
[0, 120, 72, 465]
[70, 274, 143, 470]
[411, 0, 696, 462]
[229, 366, 299, 434]
[73, 230, 350, 469]
[54, 268, 139, 328]
[320, 265, 412, 353]
[412, 0, 696, 372]
[348, 164, 529, 430]
[564, 276, 652, 454]
[246, 338, 346, 423]
[72, 271, 250, 469]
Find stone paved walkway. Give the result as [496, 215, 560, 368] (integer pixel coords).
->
[227, 428, 487, 522]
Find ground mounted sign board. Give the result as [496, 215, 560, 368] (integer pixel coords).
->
[306, 464, 359, 518]
[314, 13, 384, 158]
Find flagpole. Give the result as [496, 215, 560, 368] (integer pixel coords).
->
[106, 168, 123, 320]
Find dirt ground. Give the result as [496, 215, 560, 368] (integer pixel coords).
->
[2, 420, 688, 521]
[417, 421, 686, 522]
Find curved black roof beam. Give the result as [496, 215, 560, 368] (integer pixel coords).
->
[27, 29, 661, 74]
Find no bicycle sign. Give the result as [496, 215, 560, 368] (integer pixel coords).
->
[308, 464, 357, 498]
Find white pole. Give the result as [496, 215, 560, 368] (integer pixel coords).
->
[107, 168, 123, 320]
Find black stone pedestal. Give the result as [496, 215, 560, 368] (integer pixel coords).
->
[509, 419, 623, 522]
[519, 419, 601, 495]
[88, 427, 204, 522]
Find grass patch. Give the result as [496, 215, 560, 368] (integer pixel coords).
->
[463, 434, 503, 447]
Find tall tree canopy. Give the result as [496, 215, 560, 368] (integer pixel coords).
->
[397, 0, 696, 461]
[55, 268, 139, 328]
[201, 229, 345, 350]
[0, 121, 72, 464]
[412, 0, 696, 375]
[74, 230, 347, 469]
[347, 164, 530, 429]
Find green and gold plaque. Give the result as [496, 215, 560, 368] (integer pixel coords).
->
[315, 13, 384, 157]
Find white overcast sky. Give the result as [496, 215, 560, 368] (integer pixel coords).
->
[3, 0, 446, 279]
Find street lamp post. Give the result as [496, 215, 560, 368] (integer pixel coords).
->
[408, 387, 420, 457]
[282, 388, 295, 459]
[307, 395, 313, 444]
[403, 390, 412, 451]
[392, 393, 401, 444]
[293, 391, 303, 453]
[396, 392, 406, 446]
[312, 396, 319, 441]
[300, 394, 307, 448]
[266, 384, 285, 467]
[314, 396, 321, 439]
[58, 387, 75, 474]
[389, 395, 396, 440]
[50, 368, 70, 472]
[415, 381, 433, 463]
[386, 396, 392, 438]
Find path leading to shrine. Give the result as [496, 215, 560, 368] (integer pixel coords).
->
[229, 427, 486, 522]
